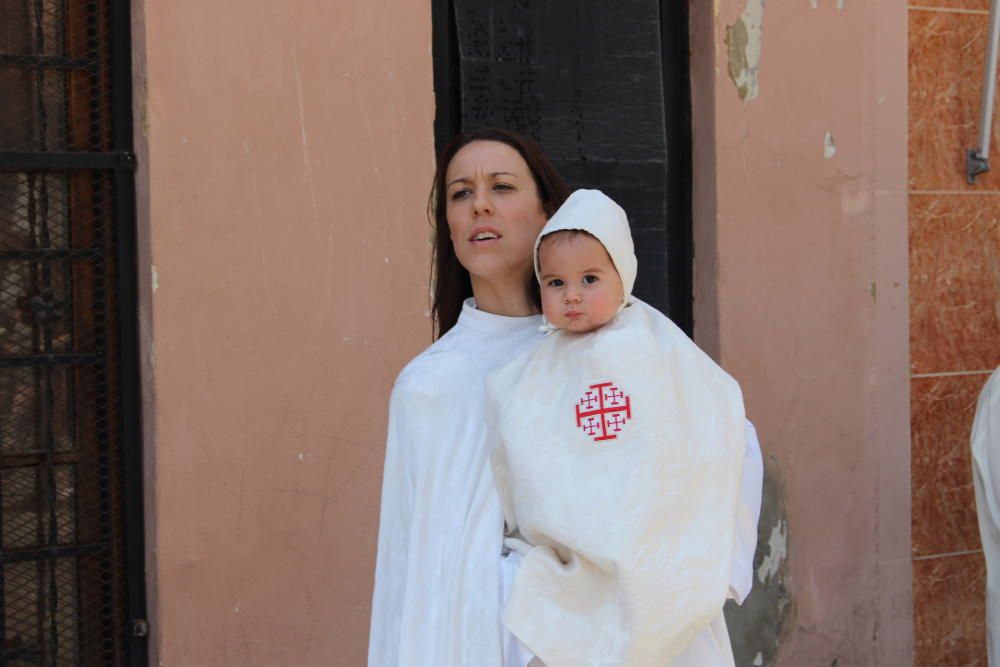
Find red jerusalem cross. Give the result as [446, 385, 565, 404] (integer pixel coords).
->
[575, 381, 632, 442]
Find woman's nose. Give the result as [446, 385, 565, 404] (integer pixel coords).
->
[472, 189, 493, 216]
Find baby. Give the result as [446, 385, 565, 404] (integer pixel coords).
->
[487, 189, 748, 667]
[534, 189, 636, 335]
[536, 229, 623, 333]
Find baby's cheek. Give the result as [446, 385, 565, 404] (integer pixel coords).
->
[540, 294, 561, 322]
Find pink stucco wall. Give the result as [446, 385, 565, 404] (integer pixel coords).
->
[692, 1, 912, 665]
[131, 1, 435, 664]
[128, 0, 915, 664]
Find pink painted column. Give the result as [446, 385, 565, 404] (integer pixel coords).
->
[131, 1, 435, 664]
[691, 1, 912, 664]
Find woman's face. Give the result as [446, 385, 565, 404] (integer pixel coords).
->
[444, 140, 548, 286]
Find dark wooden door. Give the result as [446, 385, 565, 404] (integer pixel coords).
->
[433, 0, 693, 331]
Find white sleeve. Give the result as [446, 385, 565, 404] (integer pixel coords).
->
[728, 419, 764, 604]
[368, 386, 415, 667]
[973, 369, 1000, 533]
[500, 549, 536, 667]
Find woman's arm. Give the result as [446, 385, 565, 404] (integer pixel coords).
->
[729, 420, 764, 604]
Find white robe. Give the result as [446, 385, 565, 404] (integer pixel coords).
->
[368, 299, 764, 667]
[972, 367, 1000, 665]
[489, 299, 750, 667]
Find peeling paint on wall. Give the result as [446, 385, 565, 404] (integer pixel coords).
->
[725, 454, 793, 667]
[757, 518, 787, 585]
[725, 0, 766, 101]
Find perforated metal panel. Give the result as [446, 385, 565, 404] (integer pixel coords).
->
[433, 0, 693, 329]
[0, 0, 146, 664]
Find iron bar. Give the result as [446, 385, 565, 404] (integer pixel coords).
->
[0, 353, 101, 368]
[0, 450, 85, 469]
[110, 0, 150, 657]
[0, 53, 97, 71]
[0, 151, 134, 171]
[0, 248, 103, 261]
[0, 541, 107, 565]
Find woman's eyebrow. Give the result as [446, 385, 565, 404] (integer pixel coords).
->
[446, 171, 518, 188]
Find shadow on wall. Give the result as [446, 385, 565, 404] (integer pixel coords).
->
[725, 454, 792, 667]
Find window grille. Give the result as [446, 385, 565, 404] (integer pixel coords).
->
[0, 0, 146, 664]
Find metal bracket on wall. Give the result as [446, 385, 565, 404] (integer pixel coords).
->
[967, 0, 1000, 184]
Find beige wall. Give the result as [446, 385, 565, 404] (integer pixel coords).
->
[131, 1, 435, 664]
[692, 1, 912, 665]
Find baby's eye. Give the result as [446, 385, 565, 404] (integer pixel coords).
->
[583, 275, 599, 284]
[547, 279, 564, 287]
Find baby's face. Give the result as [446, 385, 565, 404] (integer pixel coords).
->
[537, 233, 624, 333]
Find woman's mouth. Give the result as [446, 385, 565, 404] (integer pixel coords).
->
[469, 227, 502, 245]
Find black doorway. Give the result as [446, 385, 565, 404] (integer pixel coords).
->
[432, 0, 693, 333]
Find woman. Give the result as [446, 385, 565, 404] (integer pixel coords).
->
[368, 128, 763, 667]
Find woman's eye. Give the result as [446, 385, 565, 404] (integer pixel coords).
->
[583, 275, 599, 284]
[547, 279, 563, 287]
[494, 183, 513, 192]
[450, 189, 471, 200]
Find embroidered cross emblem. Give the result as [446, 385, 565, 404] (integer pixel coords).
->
[607, 413, 626, 432]
[575, 381, 632, 442]
[580, 391, 599, 410]
[604, 387, 625, 405]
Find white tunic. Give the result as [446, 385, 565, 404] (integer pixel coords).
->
[368, 299, 764, 667]
[972, 367, 1000, 666]
[490, 299, 750, 667]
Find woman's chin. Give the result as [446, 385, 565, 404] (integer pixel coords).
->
[463, 255, 533, 287]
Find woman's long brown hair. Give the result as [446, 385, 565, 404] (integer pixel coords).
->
[429, 128, 570, 338]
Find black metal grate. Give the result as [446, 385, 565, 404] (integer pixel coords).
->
[1, 0, 144, 665]
[0, 1, 112, 153]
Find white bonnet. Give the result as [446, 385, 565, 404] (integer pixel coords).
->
[533, 189, 637, 307]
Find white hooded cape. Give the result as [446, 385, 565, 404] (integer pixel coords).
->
[486, 190, 747, 667]
[972, 367, 1000, 665]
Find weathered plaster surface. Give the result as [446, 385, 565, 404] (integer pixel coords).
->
[725, 0, 766, 101]
[693, 1, 911, 664]
[725, 455, 792, 667]
[132, 1, 435, 664]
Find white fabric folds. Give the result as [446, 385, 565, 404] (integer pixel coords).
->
[487, 298, 747, 667]
[972, 367, 1000, 666]
[368, 301, 546, 667]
